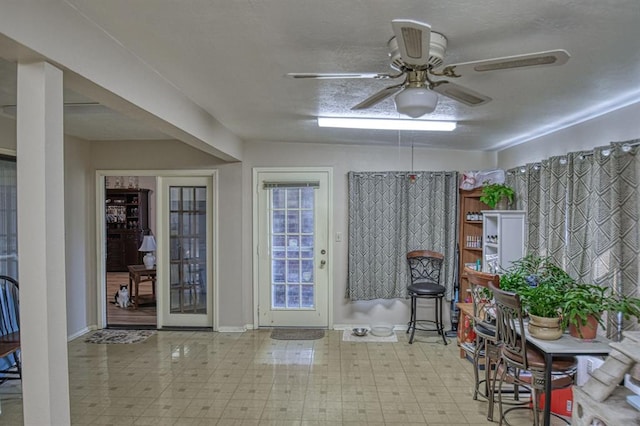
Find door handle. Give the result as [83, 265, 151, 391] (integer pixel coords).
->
[320, 260, 326, 268]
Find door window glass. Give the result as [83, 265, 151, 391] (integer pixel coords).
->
[270, 188, 315, 309]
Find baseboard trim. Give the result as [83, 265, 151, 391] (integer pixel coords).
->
[218, 326, 248, 333]
[68, 325, 96, 342]
[332, 323, 406, 331]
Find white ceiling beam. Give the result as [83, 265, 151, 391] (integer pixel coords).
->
[0, 1, 242, 161]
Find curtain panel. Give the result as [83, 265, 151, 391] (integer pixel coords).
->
[0, 156, 17, 375]
[505, 141, 640, 336]
[0, 157, 17, 278]
[346, 171, 458, 301]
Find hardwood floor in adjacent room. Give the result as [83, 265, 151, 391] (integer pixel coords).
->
[106, 272, 156, 327]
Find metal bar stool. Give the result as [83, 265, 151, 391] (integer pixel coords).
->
[406, 250, 447, 345]
[490, 283, 576, 426]
[465, 267, 502, 420]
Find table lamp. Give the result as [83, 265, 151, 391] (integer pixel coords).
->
[139, 235, 157, 269]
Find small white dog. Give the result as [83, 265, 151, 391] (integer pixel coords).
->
[114, 285, 131, 308]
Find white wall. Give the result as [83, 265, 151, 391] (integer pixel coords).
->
[64, 135, 94, 337]
[242, 140, 496, 328]
[498, 102, 640, 169]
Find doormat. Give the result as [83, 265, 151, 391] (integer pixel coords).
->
[270, 328, 325, 340]
[342, 329, 398, 343]
[85, 329, 157, 344]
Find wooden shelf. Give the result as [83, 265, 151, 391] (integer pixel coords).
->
[106, 188, 150, 272]
[458, 188, 490, 304]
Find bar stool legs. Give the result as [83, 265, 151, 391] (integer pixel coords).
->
[406, 293, 447, 345]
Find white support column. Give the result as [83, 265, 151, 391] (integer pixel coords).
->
[16, 61, 70, 425]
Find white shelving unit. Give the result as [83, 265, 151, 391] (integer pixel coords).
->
[481, 210, 526, 274]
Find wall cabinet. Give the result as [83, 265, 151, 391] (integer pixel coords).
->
[482, 210, 526, 274]
[457, 188, 489, 302]
[106, 189, 150, 272]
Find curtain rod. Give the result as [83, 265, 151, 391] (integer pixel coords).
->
[508, 141, 640, 174]
[351, 171, 456, 177]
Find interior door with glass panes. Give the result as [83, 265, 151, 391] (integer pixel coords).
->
[158, 176, 213, 328]
[256, 170, 329, 327]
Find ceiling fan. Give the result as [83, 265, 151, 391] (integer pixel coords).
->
[287, 19, 570, 118]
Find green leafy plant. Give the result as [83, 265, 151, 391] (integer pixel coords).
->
[479, 183, 515, 209]
[499, 255, 575, 318]
[562, 283, 640, 331]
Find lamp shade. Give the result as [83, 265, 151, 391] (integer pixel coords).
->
[394, 87, 438, 118]
[139, 235, 156, 252]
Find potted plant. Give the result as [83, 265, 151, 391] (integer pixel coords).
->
[562, 283, 640, 339]
[479, 183, 515, 210]
[499, 255, 575, 340]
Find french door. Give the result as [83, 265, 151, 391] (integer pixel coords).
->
[255, 169, 331, 327]
[157, 176, 214, 328]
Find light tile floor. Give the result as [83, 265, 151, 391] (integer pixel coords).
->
[0, 330, 567, 425]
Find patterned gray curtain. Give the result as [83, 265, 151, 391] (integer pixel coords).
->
[346, 171, 458, 301]
[505, 141, 640, 336]
[0, 157, 17, 374]
[506, 156, 571, 263]
[0, 157, 17, 278]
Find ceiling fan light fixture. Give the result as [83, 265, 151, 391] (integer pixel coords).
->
[317, 117, 456, 132]
[394, 87, 438, 118]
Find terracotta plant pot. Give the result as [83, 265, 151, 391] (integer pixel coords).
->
[568, 314, 600, 340]
[527, 314, 563, 340]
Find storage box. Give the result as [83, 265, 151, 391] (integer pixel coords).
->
[625, 371, 640, 396]
[576, 355, 605, 386]
[536, 387, 573, 417]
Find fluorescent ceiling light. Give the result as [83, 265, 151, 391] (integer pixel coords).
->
[318, 117, 456, 131]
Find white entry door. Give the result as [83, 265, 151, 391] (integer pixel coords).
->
[157, 176, 214, 328]
[255, 169, 331, 327]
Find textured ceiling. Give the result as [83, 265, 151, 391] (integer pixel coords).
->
[2, 0, 640, 151]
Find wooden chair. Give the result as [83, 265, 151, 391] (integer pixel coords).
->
[0, 275, 20, 382]
[490, 282, 575, 426]
[406, 250, 447, 345]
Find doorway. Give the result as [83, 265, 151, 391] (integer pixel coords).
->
[104, 175, 157, 327]
[253, 168, 333, 328]
[98, 171, 217, 330]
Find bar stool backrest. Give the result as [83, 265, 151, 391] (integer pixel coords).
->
[489, 282, 529, 371]
[406, 250, 444, 285]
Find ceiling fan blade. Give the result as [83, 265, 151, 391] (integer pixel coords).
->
[351, 83, 404, 110]
[391, 19, 431, 67]
[433, 81, 491, 107]
[442, 49, 570, 75]
[286, 72, 396, 80]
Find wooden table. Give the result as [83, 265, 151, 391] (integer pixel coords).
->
[127, 264, 156, 309]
